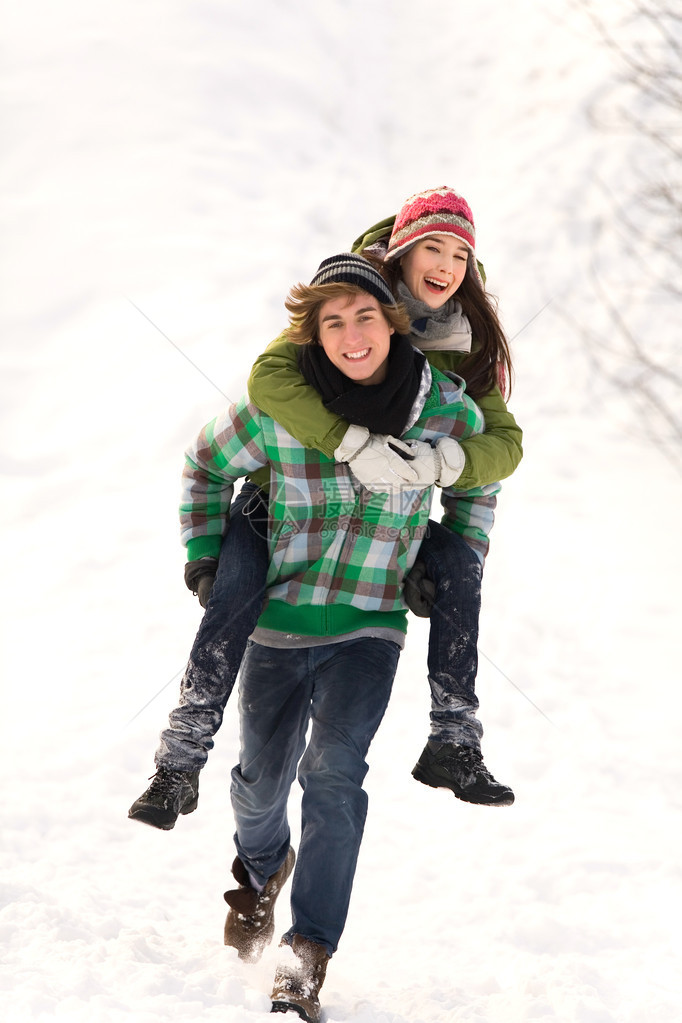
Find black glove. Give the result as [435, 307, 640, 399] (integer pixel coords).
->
[196, 574, 216, 609]
[184, 558, 218, 609]
[403, 559, 436, 618]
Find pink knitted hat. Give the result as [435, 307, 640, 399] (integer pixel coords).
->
[385, 186, 476, 262]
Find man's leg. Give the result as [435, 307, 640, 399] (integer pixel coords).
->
[269, 638, 398, 1022]
[223, 644, 309, 962]
[285, 638, 400, 955]
[230, 642, 313, 885]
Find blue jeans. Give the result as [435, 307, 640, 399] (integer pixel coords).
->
[230, 638, 399, 955]
[417, 520, 484, 749]
[155, 483, 269, 770]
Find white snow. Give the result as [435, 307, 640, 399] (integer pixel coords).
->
[2, 1, 681, 1021]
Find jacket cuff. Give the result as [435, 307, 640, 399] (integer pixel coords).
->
[186, 535, 222, 561]
[322, 420, 353, 459]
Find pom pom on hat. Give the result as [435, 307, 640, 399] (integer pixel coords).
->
[385, 186, 476, 262]
[309, 253, 396, 306]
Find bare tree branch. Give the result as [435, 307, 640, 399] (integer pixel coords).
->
[569, 0, 682, 470]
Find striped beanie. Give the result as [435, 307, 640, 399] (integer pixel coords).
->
[309, 253, 396, 306]
[385, 186, 476, 262]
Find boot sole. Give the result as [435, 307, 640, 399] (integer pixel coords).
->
[412, 763, 514, 807]
[271, 1000, 316, 1022]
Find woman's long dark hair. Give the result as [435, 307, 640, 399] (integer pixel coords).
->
[365, 250, 513, 400]
[455, 260, 513, 399]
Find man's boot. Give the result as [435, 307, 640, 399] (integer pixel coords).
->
[412, 740, 514, 806]
[270, 934, 330, 1023]
[128, 767, 200, 829]
[224, 847, 296, 963]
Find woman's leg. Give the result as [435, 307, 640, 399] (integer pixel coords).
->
[411, 521, 514, 806]
[155, 482, 270, 771]
[417, 520, 484, 749]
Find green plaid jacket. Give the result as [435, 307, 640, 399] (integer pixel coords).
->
[180, 367, 499, 640]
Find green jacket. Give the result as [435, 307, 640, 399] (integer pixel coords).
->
[247, 218, 522, 491]
[248, 339, 521, 491]
[181, 369, 498, 641]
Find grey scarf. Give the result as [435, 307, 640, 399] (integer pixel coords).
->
[396, 280, 472, 353]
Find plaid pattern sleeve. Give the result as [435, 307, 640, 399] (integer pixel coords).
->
[440, 484, 499, 563]
[404, 370, 501, 563]
[180, 398, 269, 557]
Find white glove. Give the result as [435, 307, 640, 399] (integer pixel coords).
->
[394, 436, 466, 489]
[398, 440, 439, 487]
[434, 436, 466, 487]
[334, 425, 422, 493]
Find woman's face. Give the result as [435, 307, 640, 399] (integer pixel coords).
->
[317, 292, 393, 386]
[399, 234, 470, 308]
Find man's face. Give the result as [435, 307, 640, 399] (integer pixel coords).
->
[317, 292, 393, 386]
[400, 234, 469, 308]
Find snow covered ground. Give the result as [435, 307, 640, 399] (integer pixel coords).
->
[2, 1, 681, 1020]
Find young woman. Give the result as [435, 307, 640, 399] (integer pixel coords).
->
[128, 187, 522, 830]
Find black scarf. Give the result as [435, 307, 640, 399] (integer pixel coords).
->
[297, 333, 425, 437]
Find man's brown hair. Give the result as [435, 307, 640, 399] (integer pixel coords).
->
[284, 283, 411, 346]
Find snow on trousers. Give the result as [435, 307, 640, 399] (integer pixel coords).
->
[155, 483, 269, 771]
[230, 637, 399, 955]
[419, 519, 484, 749]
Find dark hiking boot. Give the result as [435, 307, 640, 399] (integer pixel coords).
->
[224, 847, 296, 963]
[270, 934, 330, 1023]
[127, 767, 199, 830]
[412, 740, 515, 806]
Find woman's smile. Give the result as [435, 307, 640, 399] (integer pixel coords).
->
[423, 276, 450, 296]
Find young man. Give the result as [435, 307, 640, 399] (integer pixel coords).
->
[175, 254, 498, 1021]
